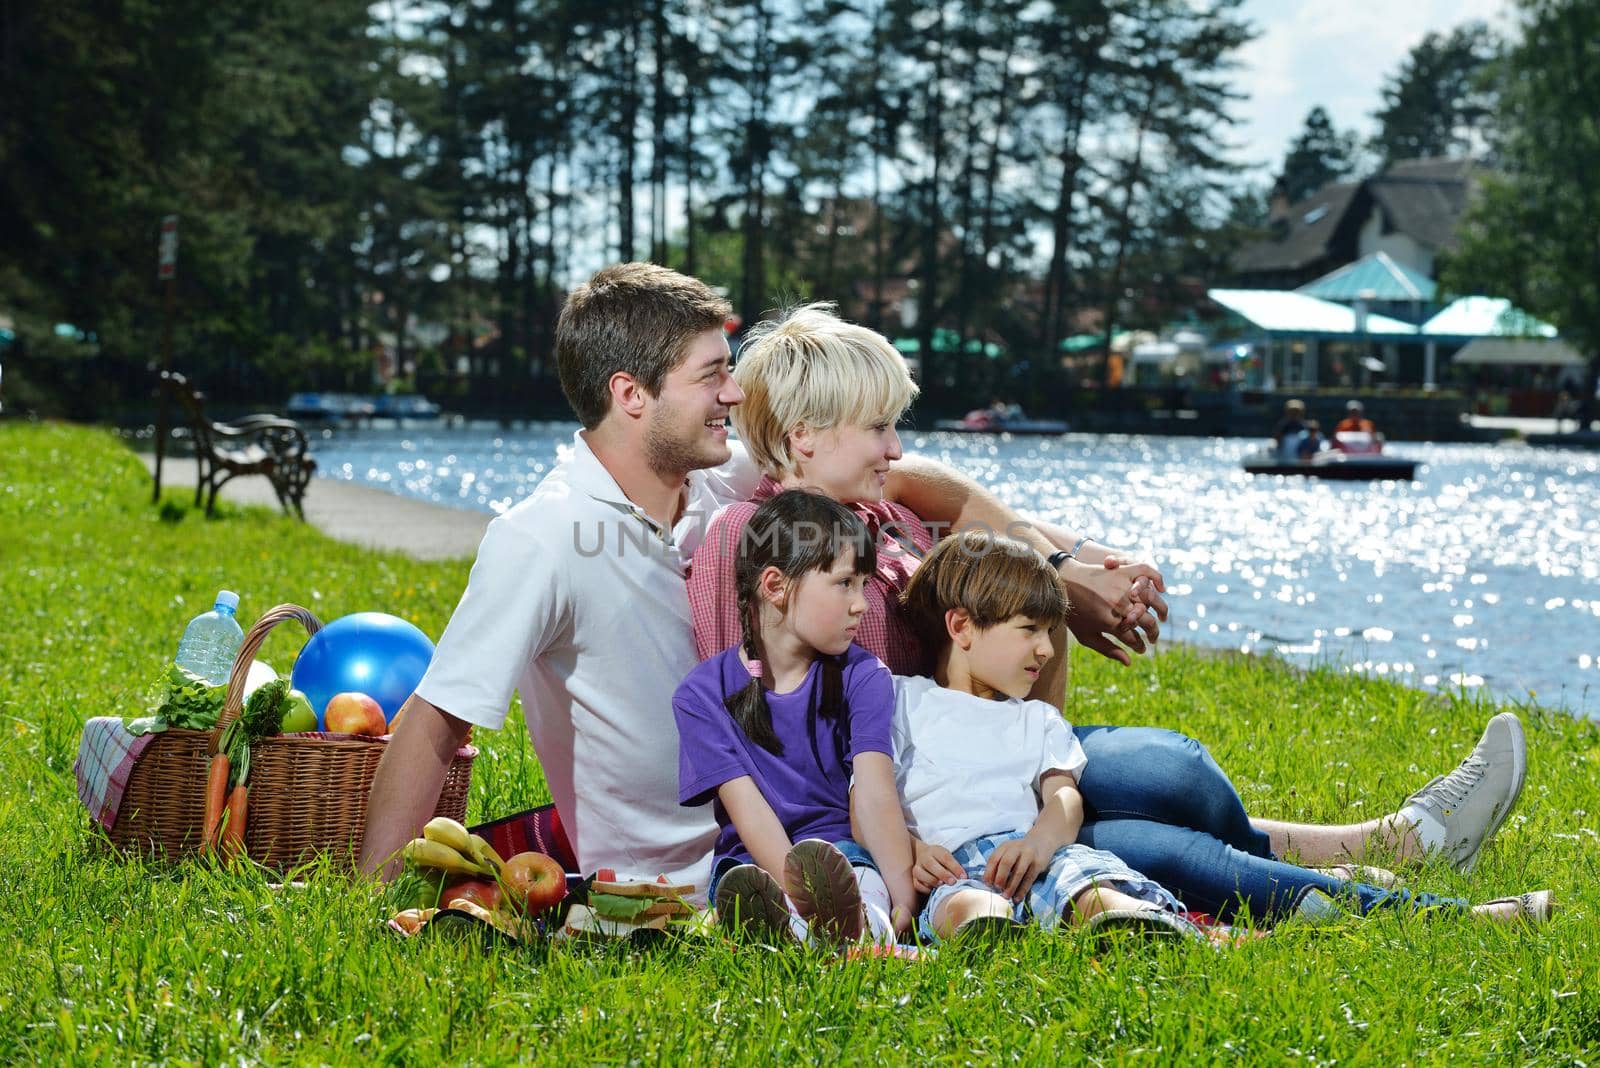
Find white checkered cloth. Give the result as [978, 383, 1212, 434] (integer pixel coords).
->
[75, 717, 158, 831]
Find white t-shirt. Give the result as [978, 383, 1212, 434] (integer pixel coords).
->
[890, 674, 1087, 852]
[415, 431, 760, 894]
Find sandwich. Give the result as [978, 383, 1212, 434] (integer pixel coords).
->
[561, 877, 697, 940]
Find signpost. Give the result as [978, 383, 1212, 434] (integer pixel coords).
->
[151, 216, 178, 503]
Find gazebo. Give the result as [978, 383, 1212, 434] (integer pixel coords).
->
[1297, 251, 1438, 325]
[1206, 288, 1418, 387]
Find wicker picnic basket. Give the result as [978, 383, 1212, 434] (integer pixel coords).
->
[105, 603, 474, 871]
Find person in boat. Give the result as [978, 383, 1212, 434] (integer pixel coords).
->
[1296, 420, 1326, 460]
[1335, 400, 1375, 435]
[1333, 400, 1383, 454]
[1272, 399, 1308, 461]
[689, 303, 1535, 924]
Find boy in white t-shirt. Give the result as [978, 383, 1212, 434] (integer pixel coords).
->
[892, 529, 1201, 943]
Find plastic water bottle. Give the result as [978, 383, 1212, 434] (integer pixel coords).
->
[175, 590, 245, 685]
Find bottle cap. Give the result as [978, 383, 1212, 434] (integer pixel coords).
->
[215, 590, 240, 612]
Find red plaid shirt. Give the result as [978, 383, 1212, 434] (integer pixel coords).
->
[686, 477, 936, 676]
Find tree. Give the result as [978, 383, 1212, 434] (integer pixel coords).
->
[1031, 0, 1117, 357]
[1443, 0, 1600, 409]
[1370, 22, 1502, 166]
[1086, 0, 1252, 386]
[1279, 106, 1356, 204]
[0, 0, 387, 409]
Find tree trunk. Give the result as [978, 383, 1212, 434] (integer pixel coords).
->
[683, 80, 697, 275]
[1097, 89, 1155, 388]
[918, 6, 946, 382]
[738, 0, 772, 328]
[618, 18, 638, 261]
[648, 0, 669, 263]
[951, 13, 979, 345]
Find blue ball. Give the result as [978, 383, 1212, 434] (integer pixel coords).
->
[290, 612, 435, 729]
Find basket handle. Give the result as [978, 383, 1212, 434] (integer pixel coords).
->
[208, 603, 323, 755]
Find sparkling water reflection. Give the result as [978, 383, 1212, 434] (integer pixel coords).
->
[312, 423, 1600, 717]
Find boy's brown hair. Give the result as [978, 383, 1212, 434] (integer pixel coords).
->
[555, 262, 733, 429]
[899, 528, 1069, 650]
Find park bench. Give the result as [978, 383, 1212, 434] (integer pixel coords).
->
[159, 370, 316, 519]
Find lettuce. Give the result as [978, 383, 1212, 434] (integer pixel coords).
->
[587, 893, 657, 921]
[135, 663, 227, 732]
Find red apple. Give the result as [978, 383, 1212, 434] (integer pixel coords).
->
[325, 691, 385, 736]
[442, 877, 502, 913]
[499, 851, 567, 915]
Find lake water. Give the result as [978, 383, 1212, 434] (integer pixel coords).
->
[310, 422, 1600, 717]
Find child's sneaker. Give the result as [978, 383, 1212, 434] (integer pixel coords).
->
[1084, 908, 1208, 946]
[1289, 887, 1351, 925]
[715, 864, 797, 945]
[1315, 863, 1404, 889]
[784, 839, 865, 947]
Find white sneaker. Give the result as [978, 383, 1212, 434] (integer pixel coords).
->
[1400, 712, 1527, 873]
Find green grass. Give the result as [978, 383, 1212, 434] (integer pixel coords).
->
[2, 420, 1597, 1064]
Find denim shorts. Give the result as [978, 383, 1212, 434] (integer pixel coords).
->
[919, 830, 1183, 943]
[708, 838, 878, 902]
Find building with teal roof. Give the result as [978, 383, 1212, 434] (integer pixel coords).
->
[1296, 252, 1438, 326]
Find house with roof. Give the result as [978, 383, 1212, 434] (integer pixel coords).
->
[1208, 158, 1584, 413]
[1230, 158, 1476, 291]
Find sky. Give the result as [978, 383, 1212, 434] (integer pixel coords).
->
[1230, 0, 1516, 173]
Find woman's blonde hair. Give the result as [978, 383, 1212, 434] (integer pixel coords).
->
[731, 302, 919, 478]
[899, 529, 1069, 651]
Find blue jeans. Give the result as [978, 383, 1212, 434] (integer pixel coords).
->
[1072, 726, 1466, 920]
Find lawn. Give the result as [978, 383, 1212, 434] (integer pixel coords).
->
[2, 420, 1597, 1064]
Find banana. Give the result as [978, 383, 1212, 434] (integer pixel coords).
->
[422, 816, 473, 854]
[403, 837, 490, 876]
[468, 833, 505, 873]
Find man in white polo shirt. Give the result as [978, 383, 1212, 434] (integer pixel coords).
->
[358, 262, 1170, 892]
[360, 263, 761, 890]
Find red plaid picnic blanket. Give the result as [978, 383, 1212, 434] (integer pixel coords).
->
[75, 717, 159, 831]
[470, 804, 579, 874]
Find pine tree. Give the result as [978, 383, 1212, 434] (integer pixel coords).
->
[1370, 22, 1501, 166]
[1279, 106, 1357, 204]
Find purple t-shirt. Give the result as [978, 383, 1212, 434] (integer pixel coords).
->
[674, 643, 895, 867]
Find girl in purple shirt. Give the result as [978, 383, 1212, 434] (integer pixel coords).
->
[673, 490, 916, 946]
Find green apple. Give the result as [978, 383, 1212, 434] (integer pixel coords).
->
[279, 688, 318, 733]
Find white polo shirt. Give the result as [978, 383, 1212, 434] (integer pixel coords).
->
[890, 674, 1087, 852]
[415, 431, 760, 894]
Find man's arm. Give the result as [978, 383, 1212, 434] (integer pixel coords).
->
[358, 693, 474, 879]
[885, 454, 1166, 663]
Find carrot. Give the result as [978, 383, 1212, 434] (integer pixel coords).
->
[219, 784, 249, 860]
[201, 753, 231, 849]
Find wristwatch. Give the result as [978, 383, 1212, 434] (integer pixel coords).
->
[1048, 536, 1091, 570]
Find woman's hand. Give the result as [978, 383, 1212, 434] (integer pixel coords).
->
[911, 838, 965, 894]
[1058, 556, 1167, 665]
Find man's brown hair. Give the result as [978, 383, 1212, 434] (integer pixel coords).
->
[899, 529, 1069, 651]
[555, 262, 733, 429]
